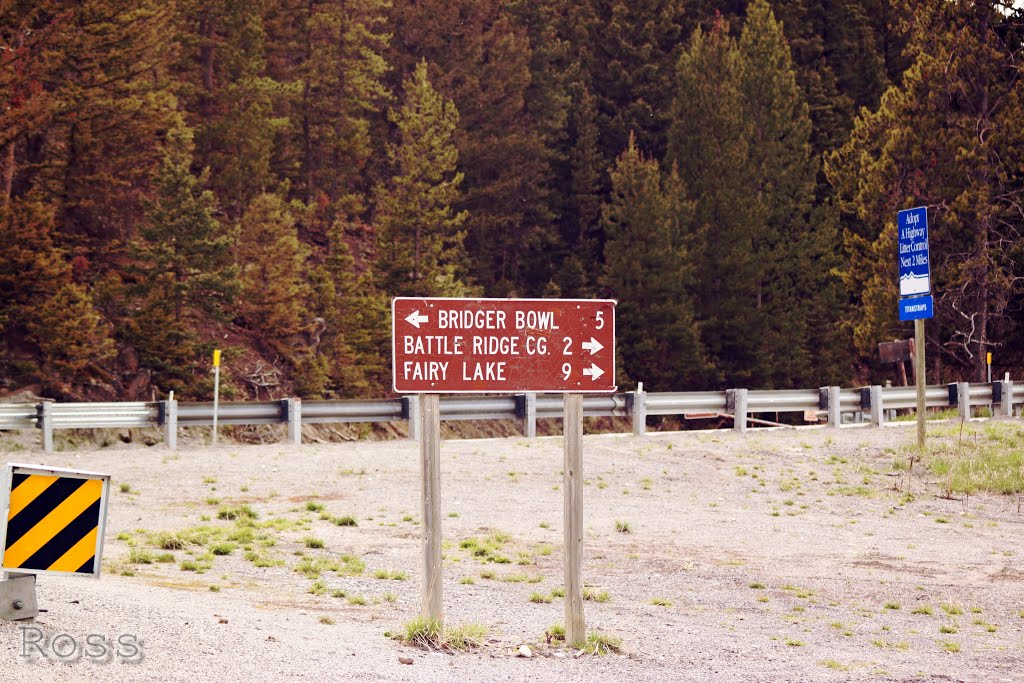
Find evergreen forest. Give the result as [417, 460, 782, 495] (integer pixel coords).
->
[2, 0, 1023, 401]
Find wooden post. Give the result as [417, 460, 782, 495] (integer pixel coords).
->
[563, 393, 585, 647]
[914, 319, 926, 449]
[420, 394, 442, 624]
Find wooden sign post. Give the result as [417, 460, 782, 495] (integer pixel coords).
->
[563, 393, 585, 646]
[420, 394, 442, 623]
[391, 298, 616, 634]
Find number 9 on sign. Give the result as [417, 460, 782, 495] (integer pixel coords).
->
[562, 363, 572, 380]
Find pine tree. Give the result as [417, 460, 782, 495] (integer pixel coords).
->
[574, 0, 688, 163]
[373, 60, 470, 297]
[197, 0, 293, 218]
[556, 85, 604, 297]
[295, 0, 392, 219]
[236, 193, 311, 340]
[601, 134, 708, 389]
[0, 196, 69, 338]
[737, 0, 838, 388]
[23, 1, 178, 269]
[668, 19, 764, 387]
[129, 120, 238, 392]
[28, 283, 115, 393]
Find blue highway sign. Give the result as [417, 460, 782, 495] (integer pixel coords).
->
[898, 207, 930, 297]
[899, 295, 933, 321]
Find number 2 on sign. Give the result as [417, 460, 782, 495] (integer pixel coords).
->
[562, 362, 571, 380]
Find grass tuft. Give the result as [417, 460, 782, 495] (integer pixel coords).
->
[397, 617, 487, 652]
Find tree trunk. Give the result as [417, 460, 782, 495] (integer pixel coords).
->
[2, 142, 13, 206]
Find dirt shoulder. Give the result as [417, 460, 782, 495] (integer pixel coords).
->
[1, 422, 1023, 682]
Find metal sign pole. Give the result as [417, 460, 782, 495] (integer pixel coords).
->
[212, 350, 221, 447]
[563, 393, 585, 647]
[420, 393, 443, 624]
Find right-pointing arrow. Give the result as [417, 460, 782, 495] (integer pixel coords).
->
[582, 363, 605, 381]
[581, 337, 604, 355]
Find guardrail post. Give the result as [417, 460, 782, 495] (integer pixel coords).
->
[523, 393, 537, 438]
[869, 385, 884, 427]
[162, 399, 178, 451]
[1003, 379, 1015, 417]
[404, 395, 421, 441]
[286, 398, 302, 445]
[630, 383, 646, 437]
[884, 380, 895, 422]
[727, 389, 748, 433]
[38, 402, 54, 453]
[957, 381, 970, 419]
[819, 386, 840, 427]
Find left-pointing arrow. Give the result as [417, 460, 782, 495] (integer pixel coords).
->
[582, 363, 605, 381]
[405, 310, 429, 328]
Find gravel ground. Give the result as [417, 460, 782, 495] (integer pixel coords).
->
[2, 421, 1024, 682]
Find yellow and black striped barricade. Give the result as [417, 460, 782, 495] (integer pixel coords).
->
[1, 464, 111, 620]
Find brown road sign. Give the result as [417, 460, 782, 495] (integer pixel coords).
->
[392, 298, 616, 393]
[1, 464, 111, 577]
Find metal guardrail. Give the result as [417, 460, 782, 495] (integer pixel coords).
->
[1, 380, 1018, 453]
[50, 402, 157, 429]
[645, 391, 726, 415]
[0, 404, 37, 431]
[880, 385, 957, 410]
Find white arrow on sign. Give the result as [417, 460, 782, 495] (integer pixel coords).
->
[582, 363, 605, 381]
[581, 337, 604, 355]
[405, 310, 429, 328]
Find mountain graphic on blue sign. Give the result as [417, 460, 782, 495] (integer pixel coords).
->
[899, 272, 930, 296]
